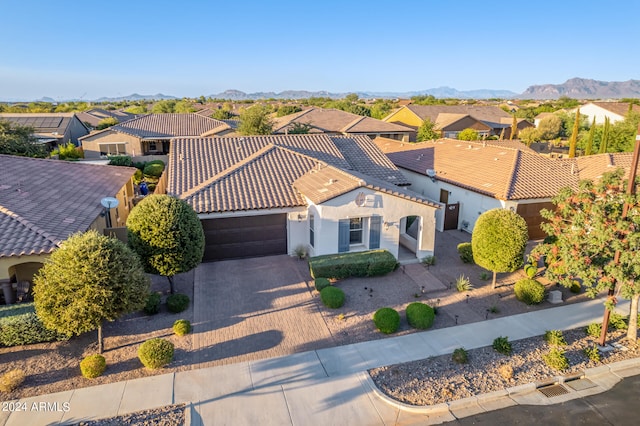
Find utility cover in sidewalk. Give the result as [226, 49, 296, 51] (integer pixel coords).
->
[537, 383, 569, 397]
[565, 378, 597, 391]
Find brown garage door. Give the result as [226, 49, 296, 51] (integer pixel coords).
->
[201, 214, 287, 261]
[516, 202, 554, 240]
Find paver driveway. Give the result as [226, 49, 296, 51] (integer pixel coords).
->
[191, 255, 335, 367]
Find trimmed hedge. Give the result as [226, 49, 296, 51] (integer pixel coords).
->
[143, 160, 165, 178]
[406, 302, 435, 329]
[314, 278, 331, 292]
[514, 278, 545, 305]
[457, 243, 474, 264]
[108, 155, 133, 167]
[309, 250, 398, 279]
[0, 304, 67, 346]
[320, 286, 345, 309]
[167, 293, 190, 313]
[138, 338, 174, 369]
[80, 354, 107, 379]
[373, 307, 400, 334]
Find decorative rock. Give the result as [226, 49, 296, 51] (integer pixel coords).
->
[548, 290, 563, 304]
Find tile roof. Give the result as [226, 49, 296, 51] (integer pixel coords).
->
[273, 108, 414, 134]
[404, 105, 513, 129]
[76, 109, 137, 127]
[375, 138, 638, 201]
[82, 113, 230, 140]
[589, 102, 640, 117]
[0, 113, 84, 140]
[0, 155, 136, 257]
[168, 134, 411, 214]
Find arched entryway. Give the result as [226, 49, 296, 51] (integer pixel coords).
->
[398, 215, 421, 263]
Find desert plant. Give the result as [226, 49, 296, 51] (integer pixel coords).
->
[405, 302, 435, 329]
[497, 364, 514, 380]
[488, 305, 500, 314]
[492, 336, 512, 356]
[514, 278, 545, 305]
[144, 292, 162, 315]
[173, 319, 191, 336]
[585, 322, 602, 338]
[373, 308, 400, 334]
[421, 255, 435, 267]
[80, 354, 107, 379]
[452, 348, 468, 364]
[320, 286, 345, 309]
[138, 338, 175, 369]
[457, 243, 474, 263]
[479, 271, 491, 281]
[0, 369, 26, 392]
[544, 330, 567, 346]
[584, 345, 601, 362]
[166, 293, 190, 313]
[314, 278, 331, 292]
[542, 348, 569, 371]
[294, 244, 308, 259]
[456, 275, 473, 292]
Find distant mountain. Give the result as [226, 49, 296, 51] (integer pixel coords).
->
[93, 93, 178, 102]
[520, 78, 640, 99]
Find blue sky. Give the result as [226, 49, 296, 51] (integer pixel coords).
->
[1, 0, 639, 100]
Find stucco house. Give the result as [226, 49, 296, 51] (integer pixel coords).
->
[272, 108, 415, 141]
[167, 134, 440, 262]
[0, 113, 90, 149]
[0, 154, 137, 305]
[80, 113, 234, 159]
[374, 137, 636, 239]
[383, 105, 532, 140]
[577, 102, 640, 125]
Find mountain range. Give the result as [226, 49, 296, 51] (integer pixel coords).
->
[7, 78, 640, 103]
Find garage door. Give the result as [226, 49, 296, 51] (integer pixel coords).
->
[201, 214, 287, 261]
[516, 202, 554, 240]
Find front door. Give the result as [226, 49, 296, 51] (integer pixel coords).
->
[443, 203, 459, 230]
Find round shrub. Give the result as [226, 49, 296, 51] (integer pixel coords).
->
[320, 286, 345, 309]
[144, 292, 162, 315]
[138, 338, 174, 369]
[173, 319, 191, 336]
[0, 369, 26, 393]
[405, 302, 435, 329]
[315, 278, 331, 292]
[373, 308, 400, 334]
[514, 278, 545, 305]
[80, 354, 106, 379]
[167, 293, 190, 313]
[457, 243, 474, 264]
[143, 160, 165, 178]
[569, 280, 581, 294]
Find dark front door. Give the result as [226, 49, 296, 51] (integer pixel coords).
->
[201, 214, 287, 261]
[443, 203, 459, 230]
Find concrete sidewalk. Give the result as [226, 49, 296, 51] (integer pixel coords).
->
[1, 297, 636, 426]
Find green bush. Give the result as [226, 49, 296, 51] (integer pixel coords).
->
[584, 345, 601, 362]
[309, 250, 397, 279]
[524, 263, 537, 279]
[108, 155, 133, 167]
[457, 243, 474, 263]
[80, 354, 107, 379]
[0, 369, 26, 392]
[492, 336, 512, 356]
[320, 286, 345, 309]
[609, 312, 628, 330]
[166, 293, 190, 313]
[373, 308, 400, 334]
[585, 322, 602, 338]
[143, 160, 165, 178]
[133, 169, 144, 184]
[569, 280, 581, 294]
[314, 278, 331, 292]
[421, 255, 435, 266]
[144, 292, 162, 315]
[173, 319, 191, 336]
[405, 302, 435, 329]
[514, 278, 545, 305]
[452, 348, 469, 364]
[138, 338, 174, 369]
[0, 309, 67, 347]
[542, 348, 569, 371]
[133, 161, 146, 171]
[0, 303, 34, 319]
[544, 330, 567, 346]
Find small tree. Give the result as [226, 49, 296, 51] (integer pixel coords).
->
[457, 128, 479, 141]
[127, 195, 205, 294]
[0, 119, 47, 158]
[96, 117, 119, 130]
[238, 105, 274, 135]
[518, 127, 539, 146]
[472, 209, 528, 289]
[599, 117, 610, 153]
[537, 114, 563, 140]
[585, 118, 596, 155]
[417, 118, 439, 141]
[510, 115, 518, 140]
[33, 231, 149, 353]
[568, 109, 580, 158]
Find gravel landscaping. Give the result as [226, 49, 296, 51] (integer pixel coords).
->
[77, 404, 185, 426]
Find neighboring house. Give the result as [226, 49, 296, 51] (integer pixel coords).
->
[76, 108, 138, 129]
[0, 113, 90, 148]
[577, 102, 640, 125]
[80, 113, 234, 158]
[374, 137, 636, 239]
[0, 154, 137, 304]
[383, 105, 532, 140]
[167, 134, 440, 262]
[272, 108, 415, 141]
[533, 112, 556, 127]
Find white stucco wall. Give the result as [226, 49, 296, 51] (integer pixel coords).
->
[579, 104, 625, 125]
[303, 187, 438, 260]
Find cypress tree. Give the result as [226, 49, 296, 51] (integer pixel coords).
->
[568, 109, 579, 158]
[599, 117, 610, 154]
[585, 117, 596, 155]
[510, 115, 518, 140]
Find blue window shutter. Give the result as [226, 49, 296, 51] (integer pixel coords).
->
[338, 219, 350, 252]
[369, 216, 381, 249]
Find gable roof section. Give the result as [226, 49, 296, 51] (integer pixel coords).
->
[273, 108, 414, 134]
[76, 109, 137, 127]
[405, 105, 513, 129]
[0, 155, 136, 258]
[168, 134, 411, 214]
[589, 102, 640, 117]
[0, 113, 87, 139]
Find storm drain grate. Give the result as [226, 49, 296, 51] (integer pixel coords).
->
[565, 378, 597, 391]
[537, 384, 569, 398]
